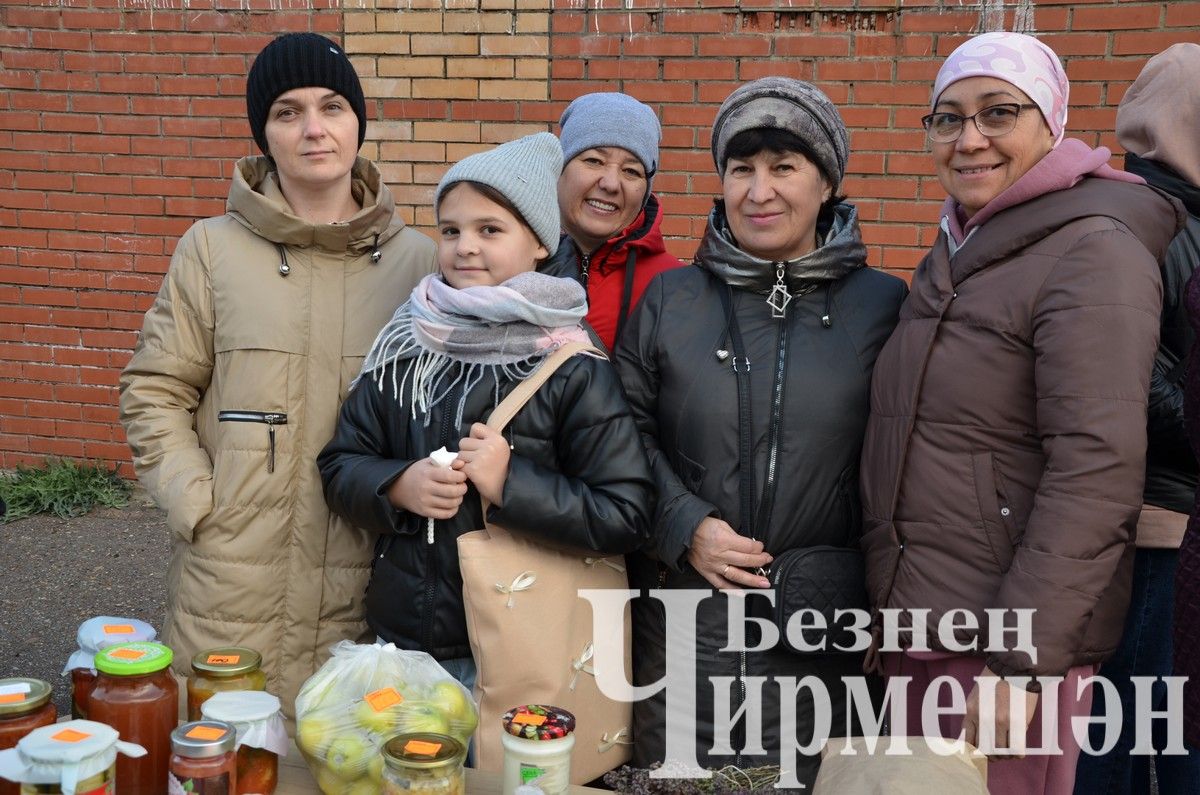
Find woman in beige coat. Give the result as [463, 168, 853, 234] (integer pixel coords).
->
[119, 33, 436, 720]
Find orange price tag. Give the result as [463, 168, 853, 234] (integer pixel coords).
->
[109, 648, 146, 660]
[186, 725, 227, 741]
[404, 740, 442, 756]
[513, 712, 546, 727]
[206, 654, 240, 665]
[365, 687, 403, 712]
[102, 624, 135, 635]
[52, 729, 91, 744]
[0, 694, 24, 705]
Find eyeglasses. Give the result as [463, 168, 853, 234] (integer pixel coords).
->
[921, 103, 1040, 144]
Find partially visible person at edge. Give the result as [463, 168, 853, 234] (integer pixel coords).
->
[859, 32, 1184, 795]
[316, 133, 654, 701]
[1074, 42, 1200, 795]
[615, 77, 906, 787]
[118, 32, 437, 721]
[540, 92, 686, 351]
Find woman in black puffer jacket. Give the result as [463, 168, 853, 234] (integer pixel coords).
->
[614, 78, 905, 788]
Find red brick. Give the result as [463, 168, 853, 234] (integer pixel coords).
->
[775, 35, 851, 57]
[698, 35, 771, 57]
[1072, 4, 1162, 30]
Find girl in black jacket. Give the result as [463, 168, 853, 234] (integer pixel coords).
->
[318, 133, 654, 686]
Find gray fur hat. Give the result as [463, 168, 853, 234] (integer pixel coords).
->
[558, 92, 661, 188]
[711, 77, 849, 191]
[435, 132, 564, 255]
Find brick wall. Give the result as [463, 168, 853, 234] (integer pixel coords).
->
[0, 0, 1197, 472]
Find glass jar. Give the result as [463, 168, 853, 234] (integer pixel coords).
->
[0, 720, 142, 795]
[200, 690, 286, 795]
[63, 617, 157, 720]
[381, 733, 466, 794]
[0, 680, 57, 795]
[169, 721, 237, 793]
[500, 705, 575, 795]
[86, 642, 177, 795]
[186, 647, 267, 721]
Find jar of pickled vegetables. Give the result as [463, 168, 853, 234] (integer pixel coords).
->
[186, 647, 267, 721]
[87, 642, 177, 795]
[62, 617, 157, 720]
[382, 733, 465, 794]
[500, 705, 575, 795]
[200, 691, 287, 795]
[0, 680, 57, 795]
[0, 719, 145, 795]
[169, 721, 237, 793]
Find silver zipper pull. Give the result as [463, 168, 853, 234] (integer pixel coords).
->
[267, 425, 276, 473]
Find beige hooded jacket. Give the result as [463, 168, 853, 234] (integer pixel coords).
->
[119, 155, 436, 718]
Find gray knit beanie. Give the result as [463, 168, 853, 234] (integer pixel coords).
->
[711, 77, 849, 191]
[435, 132, 564, 255]
[558, 92, 661, 189]
[246, 33, 367, 156]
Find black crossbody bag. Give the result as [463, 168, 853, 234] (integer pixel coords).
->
[718, 282, 869, 656]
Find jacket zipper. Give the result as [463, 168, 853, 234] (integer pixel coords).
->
[579, 253, 591, 289]
[422, 381, 460, 653]
[216, 410, 287, 473]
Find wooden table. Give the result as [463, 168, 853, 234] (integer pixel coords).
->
[278, 740, 607, 793]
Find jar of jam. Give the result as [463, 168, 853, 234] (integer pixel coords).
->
[500, 705, 575, 795]
[63, 617, 157, 720]
[382, 733, 465, 794]
[169, 721, 237, 793]
[0, 719, 145, 795]
[186, 647, 267, 721]
[0, 680, 57, 795]
[87, 642, 177, 795]
[200, 691, 286, 795]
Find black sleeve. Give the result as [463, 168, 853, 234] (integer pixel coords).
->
[490, 356, 655, 555]
[318, 372, 420, 536]
[613, 275, 718, 571]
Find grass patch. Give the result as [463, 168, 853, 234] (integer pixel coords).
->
[1, 458, 130, 522]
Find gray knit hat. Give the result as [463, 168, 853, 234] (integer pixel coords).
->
[435, 132, 564, 255]
[558, 92, 661, 188]
[711, 77, 849, 191]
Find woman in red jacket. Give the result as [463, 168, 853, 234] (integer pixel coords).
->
[540, 92, 686, 350]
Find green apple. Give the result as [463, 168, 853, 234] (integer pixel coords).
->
[314, 765, 349, 795]
[344, 776, 378, 795]
[366, 751, 385, 785]
[354, 697, 402, 736]
[429, 681, 475, 724]
[297, 711, 340, 757]
[325, 733, 374, 781]
[396, 702, 451, 736]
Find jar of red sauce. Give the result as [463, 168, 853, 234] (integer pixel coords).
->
[86, 642, 177, 795]
[63, 617, 157, 720]
[186, 647, 266, 721]
[169, 721, 237, 794]
[0, 679, 57, 795]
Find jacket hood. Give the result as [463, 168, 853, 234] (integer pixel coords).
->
[947, 177, 1186, 285]
[694, 200, 867, 294]
[1116, 42, 1200, 188]
[227, 155, 405, 253]
[1127, 152, 1200, 218]
[587, 192, 670, 273]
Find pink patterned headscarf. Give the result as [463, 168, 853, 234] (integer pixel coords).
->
[932, 32, 1069, 145]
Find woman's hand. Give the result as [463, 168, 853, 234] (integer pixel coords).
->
[386, 458, 468, 519]
[687, 517, 773, 590]
[456, 423, 511, 506]
[962, 665, 1040, 757]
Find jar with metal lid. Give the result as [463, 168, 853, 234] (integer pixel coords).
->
[500, 705, 575, 795]
[186, 647, 267, 721]
[0, 680, 57, 795]
[200, 691, 288, 795]
[0, 719, 145, 795]
[62, 617, 157, 720]
[381, 733, 465, 794]
[87, 642, 177, 795]
[170, 720, 237, 794]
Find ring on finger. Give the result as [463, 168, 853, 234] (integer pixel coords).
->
[722, 564, 730, 577]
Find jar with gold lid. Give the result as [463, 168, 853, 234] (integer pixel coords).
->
[186, 647, 267, 721]
[381, 732, 465, 794]
[0, 680, 57, 795]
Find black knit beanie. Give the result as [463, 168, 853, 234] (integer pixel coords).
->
[245, 33, 367, 156]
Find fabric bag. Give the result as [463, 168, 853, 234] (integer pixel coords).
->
[770, 545, 869, 654]
[457, 341, 634, 782]
[812, 736, 988, 794]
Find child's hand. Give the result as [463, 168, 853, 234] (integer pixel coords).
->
[456, 423, 511, 506]
[387, 458, 468, 519]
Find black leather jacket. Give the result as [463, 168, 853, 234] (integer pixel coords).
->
[1128, 153, 1200, 513]
[318, 354, 654, 660]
